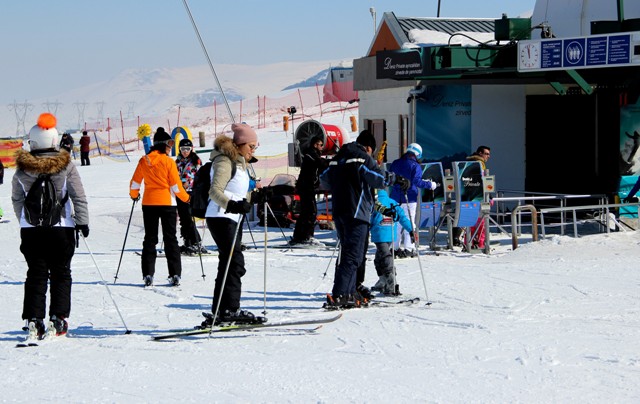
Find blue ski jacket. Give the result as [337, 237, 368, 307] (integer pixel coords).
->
[389, 153, 434, 203]
[370, 190, 413, 243]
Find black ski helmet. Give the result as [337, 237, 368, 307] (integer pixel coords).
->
[179, 138, 193, 148]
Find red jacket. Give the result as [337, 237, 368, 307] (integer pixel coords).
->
[79, 135, 91, 153]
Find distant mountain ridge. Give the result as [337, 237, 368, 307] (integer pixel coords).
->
[0, 59, 350, 136]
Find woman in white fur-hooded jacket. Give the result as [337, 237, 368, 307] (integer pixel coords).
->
[11, 113, 88, 338]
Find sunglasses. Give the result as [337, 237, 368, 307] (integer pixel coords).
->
[242, 144, 258, 151]
[180, 146, 192, 152]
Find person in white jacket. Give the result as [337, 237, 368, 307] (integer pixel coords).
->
[199, 123, 265, 328]
[11, 113, 89, 342]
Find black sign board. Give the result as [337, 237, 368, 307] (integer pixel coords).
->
[376, 49, 425, 79]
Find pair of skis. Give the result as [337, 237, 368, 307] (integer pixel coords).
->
[152, 313, 343, 341]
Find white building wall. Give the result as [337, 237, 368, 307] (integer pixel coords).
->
[358, 86, 413, 161]
[472, 85, 527, 192]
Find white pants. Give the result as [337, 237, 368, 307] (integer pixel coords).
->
[394, 202, 416, 251]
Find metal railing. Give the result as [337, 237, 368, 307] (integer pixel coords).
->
[539, 202, 640, 238]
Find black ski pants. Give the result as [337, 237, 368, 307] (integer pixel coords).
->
[206, 216, 245, 313]
[292, 190, 317, 242]
[80, 152, 90, 166]
[332, 216, 368, 297]
[20, 227, 75, 320]
[176, 197, 201, 246]
[141, 205, 181, 278]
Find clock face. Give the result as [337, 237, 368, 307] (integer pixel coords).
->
[519, 42, 540, 69]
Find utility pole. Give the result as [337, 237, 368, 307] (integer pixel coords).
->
[73, 101, 88, 130]
[8, 100, 33, 136]
[125, 101, 136, 119]
[42, 100, 63, 116]
[95, 101, 106, 129]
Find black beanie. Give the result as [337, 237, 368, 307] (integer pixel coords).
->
[356, 130, 376, 150]
[179, 138, 193, 148]
[153, 127, 172, 145]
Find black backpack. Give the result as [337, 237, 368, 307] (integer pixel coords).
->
[24, 174, 69, 227]
[190, 156, 236, 219]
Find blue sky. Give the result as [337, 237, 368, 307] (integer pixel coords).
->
[2, 1, 534, 102]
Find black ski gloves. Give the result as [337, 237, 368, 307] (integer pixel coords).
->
[76, 224, 89, 238]
[225, 199, 252, 214]
[374, 202, 399, 222]
[394, 175, 410, 192]
[251, 188, 272, 204]
[409, 231, 416, 244]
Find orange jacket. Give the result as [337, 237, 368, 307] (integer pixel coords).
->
[129, 150, 189, 205]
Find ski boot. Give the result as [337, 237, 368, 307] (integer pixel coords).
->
[46, 315, 68, 338]
[24, 319, 46, 343]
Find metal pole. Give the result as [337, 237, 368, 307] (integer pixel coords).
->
[263, 202, 268, 314]
[82, 235, 132, 334]
[181, 0, 235, 123]
[114, 199, 137, 283]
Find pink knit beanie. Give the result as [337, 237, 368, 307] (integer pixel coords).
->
[232, 123, 257, 144]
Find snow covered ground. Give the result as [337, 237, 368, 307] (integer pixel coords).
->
[1, 141, 640, 402]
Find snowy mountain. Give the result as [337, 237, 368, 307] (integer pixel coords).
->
[0, 59, 348, 137]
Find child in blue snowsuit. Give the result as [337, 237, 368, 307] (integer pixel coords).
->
[370, 189, 414, 295]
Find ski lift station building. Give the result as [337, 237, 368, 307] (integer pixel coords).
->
[354, 0, 640, 201]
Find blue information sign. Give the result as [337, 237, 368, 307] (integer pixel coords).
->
[519, 32, 637, 72]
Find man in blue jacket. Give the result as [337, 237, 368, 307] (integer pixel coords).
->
[389, 143, 437, 258]
[320, 130, 408, 309]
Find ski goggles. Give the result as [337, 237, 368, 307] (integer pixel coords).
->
[180, 146, 192, 152]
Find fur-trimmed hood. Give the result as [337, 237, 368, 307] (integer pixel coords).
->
[209, 135, 243, 166]
[15, 149, 71, 175]
[12, 149, 89, 227]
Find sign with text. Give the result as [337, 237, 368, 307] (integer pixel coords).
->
[376, 49, 424, 79]
[518, 31, 640, 72]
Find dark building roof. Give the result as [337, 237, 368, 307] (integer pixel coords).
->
[367, 12, 496, 56]
[396, 17, 495, 36]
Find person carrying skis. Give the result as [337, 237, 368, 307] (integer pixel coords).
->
[199, 123, 265, 327]
[319, 129, 409, 309]
[129, 127, 190, 287]
[175, 138, 205, 255]
[11, 113, 89, 341]
[389, 143, 437, 258]
[290, 135, 329, 246]
[370, 189, 414, 295]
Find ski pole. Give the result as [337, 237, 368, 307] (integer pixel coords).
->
[192, 216, 206, 280]
[262, 202, 268, 314]
[413, 235, 432, 306]
[81, 234, 132, 334]
[114, 199, 137, 283]
[265, 202, 291, 243]
[209, 216, 244, 337]
[322, 239, 340, 279]
[246, 214, 258, 249]
[391, 213, 397, 294]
